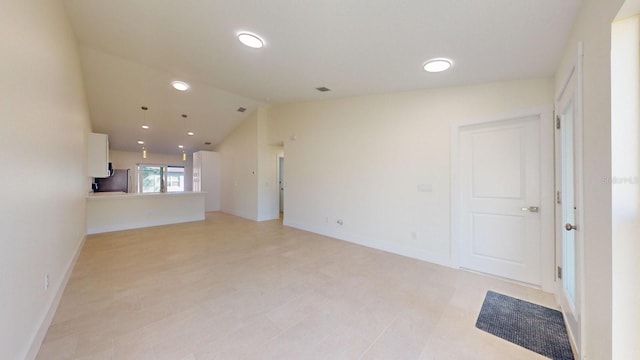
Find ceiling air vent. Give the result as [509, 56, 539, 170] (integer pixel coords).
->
[237, 107, 247, 113]
[204, 142, 212, 145]
[315, 86, 331, 92]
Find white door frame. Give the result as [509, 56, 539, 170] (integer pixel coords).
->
[554, 42, 585, 356]
[450, 106, 555, 292]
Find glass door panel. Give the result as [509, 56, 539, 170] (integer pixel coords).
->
[561, 99, 576, 306]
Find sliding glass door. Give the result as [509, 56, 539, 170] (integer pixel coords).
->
[139, 165, 163, 193]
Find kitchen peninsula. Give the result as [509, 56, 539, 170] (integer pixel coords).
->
[86, 192, 205, 234]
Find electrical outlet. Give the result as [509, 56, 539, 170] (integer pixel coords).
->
[44, 274, 49, 291]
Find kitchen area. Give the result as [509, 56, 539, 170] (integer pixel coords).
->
[86, 133, 220, 235]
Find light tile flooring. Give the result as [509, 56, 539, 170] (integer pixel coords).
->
[37, 212, 555, 360]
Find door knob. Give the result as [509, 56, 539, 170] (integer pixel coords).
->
[521, 206, 540, 213]
[565, 223, 578, 231]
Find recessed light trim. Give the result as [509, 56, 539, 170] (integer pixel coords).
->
[238, 32, 264, 49]
[316, 86, 331, 92]
[423, 58, 453, 73]
[171, 81, 190, 91]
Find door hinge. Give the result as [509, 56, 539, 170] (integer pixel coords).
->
[556, 190, 562, 204]
[557, 266, 563, 279]
[556, 115, 561, 129]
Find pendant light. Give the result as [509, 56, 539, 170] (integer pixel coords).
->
[141, 106, 150, 129]
[140, 106, 149, 158]
[181, 114, 192, 161]
[182, 114, 194, 136]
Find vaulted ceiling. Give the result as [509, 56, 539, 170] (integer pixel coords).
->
[63, 0, 582, 154]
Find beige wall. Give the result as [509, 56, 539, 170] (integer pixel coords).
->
[266, 78, 554, 266]
[215, 111, 260, 220]
[554, 0, 625, 358]
[611, 13, 640, 359]
[0, 0, 92, 359]
[109, 150, 193, 193]
[257, 109, 282, 221]
[213, 108, 281, 221]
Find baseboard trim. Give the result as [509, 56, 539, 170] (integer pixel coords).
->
[221, 208, 258, 221]
[560, 307, 580, 360]
[25, 234, 86, 360]
[283, 219, 452, 268]
[257, 212, 280, 222]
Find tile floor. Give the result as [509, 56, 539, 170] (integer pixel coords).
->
[37, 212, 555, 359]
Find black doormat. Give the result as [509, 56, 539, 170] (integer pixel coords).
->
[475, 291, 574, 360]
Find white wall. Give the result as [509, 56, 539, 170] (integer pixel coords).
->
[554, 0, 625, 358]
[266, 78, 553, 266]
[193, 150, 221, 212]
[109, 149, 193, 193]
[0, 1, 92, 359]
[215, 111, 259, 220]
[611, 14, 640, 359]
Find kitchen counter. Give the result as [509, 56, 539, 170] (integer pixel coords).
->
[86, 192, 206, 234]
[87, 191, 127, 196]
[87, 191, 204, 198]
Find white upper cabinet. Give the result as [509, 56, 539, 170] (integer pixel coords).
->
[88, 133, 109, 178]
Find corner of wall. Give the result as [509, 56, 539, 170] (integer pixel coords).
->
[216, 110, 260, 220]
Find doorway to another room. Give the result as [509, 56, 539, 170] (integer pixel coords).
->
[278, 155, 285, 221]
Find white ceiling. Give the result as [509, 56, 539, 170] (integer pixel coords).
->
[63, 0, 583, 154]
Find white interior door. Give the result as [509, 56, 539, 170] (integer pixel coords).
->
[556, 67, 582, 352]
[459, 115, 542, 286]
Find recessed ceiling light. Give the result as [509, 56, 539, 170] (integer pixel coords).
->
[238, 32, 264, 49]
[137, 140, 144, 145]
[316, 86, 331, 92]
[171, 81, 190, 91]
[178, 145, 184, 149]
[423, 58, 453, 73]
[141, 125, 149, 129]
[187, 131, 195, 136]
